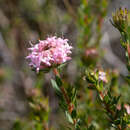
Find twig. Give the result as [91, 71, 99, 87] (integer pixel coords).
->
[63, 0, 77, 21]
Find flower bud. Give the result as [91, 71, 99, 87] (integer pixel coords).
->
[111, 7, 128, 32]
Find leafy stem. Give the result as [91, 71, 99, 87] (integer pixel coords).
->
[52, 68, 77, 126]
[99, 91, 122, 130]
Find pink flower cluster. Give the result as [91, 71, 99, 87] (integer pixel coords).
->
[98, 71, 108, 83]
[26, 36, 72, 72]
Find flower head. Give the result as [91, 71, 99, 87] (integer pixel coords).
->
[26, 36, 72, 73]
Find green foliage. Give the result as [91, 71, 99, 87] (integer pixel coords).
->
[12, 120, 23, 130]
[85, 67, 130, 129]
[51, 79, 61, 93]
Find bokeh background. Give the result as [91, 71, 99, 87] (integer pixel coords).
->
[0, 0, 130, 129]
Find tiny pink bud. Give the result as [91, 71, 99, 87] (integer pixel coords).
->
[124, 104, 130, 115]
[85, 48, 98, 57]
[98, 71, 108, 83]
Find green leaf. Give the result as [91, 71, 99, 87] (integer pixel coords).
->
[65, 111, 74, 124]
[55, 76, 62, 87]
[97, 81, 103, 91]
[127, 26, 130, 42]
[116, 95, 121, 104]
[127, 65, 130, 72]
[107, 91, 112, 98]
[71, 109, 77, 119]
[121, 118, 127, 129]
[67, 85, 73, 101]
[104, 95, 109, 104]
[86, 76, 96, 84]
[88, 124, 95, 130]
[111, 96, 120, 105]
[59, 100, 67, 111]
[51, 79, 61, 93]
[71, 88, 77, 102]
[114, 119, 120, 125]
[75, 124, 81, 130]
[12, 120, 22, 130]
[35, 123, 43, 130]
[58, 63, 66, 69]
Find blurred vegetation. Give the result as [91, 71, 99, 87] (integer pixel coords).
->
[0, 0, 130, 130]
